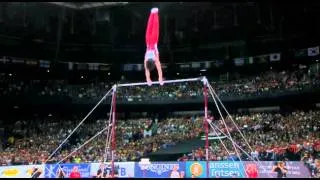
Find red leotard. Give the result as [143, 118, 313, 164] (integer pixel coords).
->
[145, 8, 159, 60]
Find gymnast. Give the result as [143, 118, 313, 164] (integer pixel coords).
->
[144, 7, 164, 86]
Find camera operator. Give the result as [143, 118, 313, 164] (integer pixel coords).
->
[313, 159, 320, 178]
[272, 161, 288, 178]
[31, 167, 42, 178]
[96, 163, 119, 178]
[56, 166, 66, 178]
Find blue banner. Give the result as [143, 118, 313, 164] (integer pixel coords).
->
[185, 161, 208, 178]
[134, 162, 185, 178]
[1, 161, 308, 178]
[209, 161, 245, 178]
[45, 163, 91, 178]
[90, 162, 135, 178]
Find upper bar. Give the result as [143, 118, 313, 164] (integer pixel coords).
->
[117, 77, 203, 87]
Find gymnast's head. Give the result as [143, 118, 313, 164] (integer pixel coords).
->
[146, 58, 156, 71]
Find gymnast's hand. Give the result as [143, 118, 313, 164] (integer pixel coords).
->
[159, 76, 164, 86]
[147, 77, 152, 86]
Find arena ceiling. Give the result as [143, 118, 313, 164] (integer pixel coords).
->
[47, 2, 129, 10]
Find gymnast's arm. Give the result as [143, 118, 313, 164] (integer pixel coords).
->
[144, 59, 152, 82]
[155, 53, 163, 82]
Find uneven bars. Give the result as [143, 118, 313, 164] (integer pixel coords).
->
[117, 77, 202, 87]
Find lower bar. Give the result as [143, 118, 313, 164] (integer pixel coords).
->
[117, 77, 202, 87]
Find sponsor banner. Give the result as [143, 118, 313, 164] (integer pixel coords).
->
[209, 161, 245, 178]
[134, 162, 185, 178]
[44, 163, 91, 178]
[186, 161, 207, 178]
[90, 162, 135, 178]
[243, 161, 311, 178]
[0, 165, 45, 178]
[0, 161, 311, 178]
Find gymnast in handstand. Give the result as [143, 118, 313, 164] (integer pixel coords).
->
[144, 7, 164, 86]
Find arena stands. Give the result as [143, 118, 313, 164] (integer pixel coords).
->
[1, 2, 320, 178]
[0, 69, 319, 103]
[1, 110, 319, 166]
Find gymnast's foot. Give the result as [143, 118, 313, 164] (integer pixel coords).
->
[151, 7, 159, 13]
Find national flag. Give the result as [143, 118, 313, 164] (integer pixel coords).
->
[137, 64, 143, 71]
[100, 64, 110, 71]
[234, 58, 244, 66]
[255, 54, 268, 64]
[179, 63, 191, 69]
[11, 57, 25, 64]
[39, 60, 50, 68]
[307, 46, 320, 56]
[76, 63, 87, 70]
[132, 64, 138, 71]
[288, 144, 298, 153]
[143, 129, 152, 137]
[314, 144, 320, 152]
[0, 57, 9, 64]
[88, 63, 99, 71]
[123, 64, 132, 71]
[244, 57, 254, 64]
[199, 62, 208, 69]
[269, 53, 281, 62]
[294, 48, 307, 58]
[133, 64, 143, 71]
[25, 59, 38, 66]
[68, 62, 74, 70]
[204, 61, 211, 68]
[161, 63, 168, 69]
[214, 60, 224, 67]
[191, 62, 201, 69]
[201, 135, 227, 140]
[88, 63, 93, 71]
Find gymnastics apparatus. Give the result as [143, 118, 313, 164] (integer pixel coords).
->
[39, 76, 271, 178]
[37, 7, 270, 179]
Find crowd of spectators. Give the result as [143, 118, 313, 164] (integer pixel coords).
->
[180, 111, 320, 160]
[178, 111, 320, 177]
[0, 68, 319, 177]
[0, 114, 203, 165]
[0, 69, 319, 103]
[0, 110, 319, 167]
